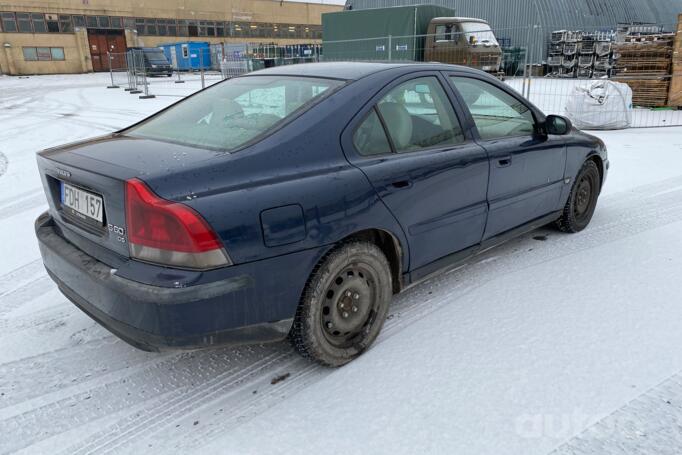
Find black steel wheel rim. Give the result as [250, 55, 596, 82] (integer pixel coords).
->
[320, 262, 380, 349]
[573, 174, 594, 220]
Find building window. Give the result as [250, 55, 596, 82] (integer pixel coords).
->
[60, 15, 73, 32]
[86, 15, 97, 28]
[188, 21, 198, 37]
[124, 17, 135, 29]
[16, 13, 31, 32]
[1, 12, 18, 32]
[176, 19, 187, 36]
[98, 15, 110, 28]
[73, 15, 85, 27]
[36, 47, 52, 60]
[46, 16, 60, 32]
[32, 13, 47, 32]
[23, 46, 65, 61]
[23, 47, 38, 60]
[145, 18, 157, 35]
[50, 47, 65, 60]
[110, 16, 122, 28]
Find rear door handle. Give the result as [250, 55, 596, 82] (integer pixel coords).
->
[496, 156, 512, 168]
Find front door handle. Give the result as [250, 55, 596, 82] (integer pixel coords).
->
[496, 156, 512, 168]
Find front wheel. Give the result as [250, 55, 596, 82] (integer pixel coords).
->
[289, 242, 392, 367]
[556, 160, 601, 233]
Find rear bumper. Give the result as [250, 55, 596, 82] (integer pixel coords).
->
[35, 212, 316, 352]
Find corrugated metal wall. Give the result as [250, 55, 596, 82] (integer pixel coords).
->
[343, 0, 682, 62]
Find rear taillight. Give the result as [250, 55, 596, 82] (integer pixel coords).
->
[125, 178, 231, 270]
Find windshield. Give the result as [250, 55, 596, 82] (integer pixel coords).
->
[459, 22, 499, 46]
[144, 50, 168, 63]
[126, 75, 344, 151]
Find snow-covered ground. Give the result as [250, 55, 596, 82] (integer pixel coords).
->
[1, 73, 682, 455]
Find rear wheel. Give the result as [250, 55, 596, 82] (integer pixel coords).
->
[556, 160, 601, 233]
[289, 242, 392, 367]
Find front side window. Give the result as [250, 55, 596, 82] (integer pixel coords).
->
[127, 76, 343, 151]
[435, 24, 455, 42]
[376, 76, 464, 153]
[449, 77, 535, 140]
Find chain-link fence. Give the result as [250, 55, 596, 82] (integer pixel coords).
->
[101, 20, 681, 129]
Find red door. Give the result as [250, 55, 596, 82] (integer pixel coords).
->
[88, 30, 126, 71]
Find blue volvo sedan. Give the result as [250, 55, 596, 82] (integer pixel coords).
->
[35, 62, 608, 366]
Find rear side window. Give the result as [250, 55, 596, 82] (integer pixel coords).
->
[354, 109, 392, 156]
[127, 76, 343, 151]
[449, 76, 535, 140]
[376, 76, 464, 153]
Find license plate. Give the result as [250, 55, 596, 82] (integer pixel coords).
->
[61, 182, 104, 224]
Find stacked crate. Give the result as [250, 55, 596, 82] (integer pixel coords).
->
[668, 14, 682, 108]
[548, 30, 616, 78]
[613, 34, 674, 107]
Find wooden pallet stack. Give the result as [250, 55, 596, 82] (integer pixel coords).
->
[669, 14, 682, 108]
[613, 33, 674, 107]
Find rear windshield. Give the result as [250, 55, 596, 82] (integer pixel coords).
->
[126, 75, 344, 151]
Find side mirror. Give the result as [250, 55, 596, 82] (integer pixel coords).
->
[545, 115, 572, 135]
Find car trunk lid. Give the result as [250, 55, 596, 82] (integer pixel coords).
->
[36, 134, 221, 265]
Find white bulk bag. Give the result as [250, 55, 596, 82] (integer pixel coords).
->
[564, 80, 632, 130]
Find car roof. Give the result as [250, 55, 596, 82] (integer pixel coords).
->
[249, 61, 480, 81]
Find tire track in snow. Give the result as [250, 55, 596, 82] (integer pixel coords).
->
[167, 360, 325, 454]
[71, 351, 304, 455]
[0, 336, 157, 410]
[0, 299, 69, 337]
[0, 347, 291, 454]
[0, 193, 47, 222]
[0, 188, 43, 212]
[4, 176, 682, 453]
[0, 259, 44, 296]
[0, 274, 54, 319]
[0, 151, 7, 179]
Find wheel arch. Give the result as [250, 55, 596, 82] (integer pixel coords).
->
[586, 153, 604, 189]
[339, 228, 404, 294]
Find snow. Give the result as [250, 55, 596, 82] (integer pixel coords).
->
[1, 73, 682, 454]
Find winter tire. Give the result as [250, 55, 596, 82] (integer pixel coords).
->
[289, 242, 392, 367]
[556, 159, 601, 233]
